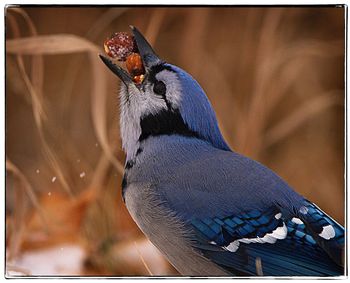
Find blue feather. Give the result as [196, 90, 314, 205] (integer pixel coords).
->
[191, 206, 343, 276]
[298, 200, 344, 266]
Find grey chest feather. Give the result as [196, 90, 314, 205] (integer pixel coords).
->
[123, 183, 228, 276]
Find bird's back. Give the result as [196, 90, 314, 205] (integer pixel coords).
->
[128, 135, 304, 218]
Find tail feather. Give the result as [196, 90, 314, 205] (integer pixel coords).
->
[299, 200, 344, 266]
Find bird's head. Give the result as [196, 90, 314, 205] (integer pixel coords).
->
[100, 26, 230, 159]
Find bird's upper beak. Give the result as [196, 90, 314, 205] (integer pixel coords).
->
[99, 26, 161, 86]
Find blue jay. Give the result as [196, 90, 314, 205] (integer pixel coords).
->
[100, 26, 344, 276]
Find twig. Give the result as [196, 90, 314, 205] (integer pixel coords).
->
[255, 257, 263, 276]
[134, 241, 153, 276]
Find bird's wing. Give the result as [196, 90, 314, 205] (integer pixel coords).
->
[190, 201, 344, 276]
[297, 200, 344, 266]
[146, 140, 344, 276]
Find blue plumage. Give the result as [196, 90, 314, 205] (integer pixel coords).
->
[191, 203, 343, 276]
[100, 26, 344, 276]
[192, 206, 282, 245]
[127, 135, 344, 276]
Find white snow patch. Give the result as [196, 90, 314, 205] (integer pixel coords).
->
[51, 176, 56, 183]
[7, 244, 86, 276]
[79, 172, 85, 178]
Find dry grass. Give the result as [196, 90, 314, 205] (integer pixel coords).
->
[5, 7, 345, 276]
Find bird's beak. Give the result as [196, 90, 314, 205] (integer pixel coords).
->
[130, 25, 162, 70]
[99, 26, 162, 86]
[98, 54, 133, 86]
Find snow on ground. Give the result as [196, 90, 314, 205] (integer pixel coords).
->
[7, 244, 86, 276]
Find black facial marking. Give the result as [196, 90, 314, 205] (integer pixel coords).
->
[153, 80, 166, 96]
[125, 160, 135, 170]
[153, 79, 172, 110]
[139, 109, 201, 142]
[145, 64, 176, 110]
[121, 174, 128, 202]
[158, 87, 172, 110]
[136, 147, 143, 156]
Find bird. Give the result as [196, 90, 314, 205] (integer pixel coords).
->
[99, 26, 344, 277]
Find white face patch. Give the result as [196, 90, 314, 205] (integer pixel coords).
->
[155, 70, 182, 107]
[119, 68, 182, 159]
[319, 225, 336, 240]
[224, 222, 288, 253]
[291, 217, 304, 225]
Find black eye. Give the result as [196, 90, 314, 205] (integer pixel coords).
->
[153, 80, 166, 96]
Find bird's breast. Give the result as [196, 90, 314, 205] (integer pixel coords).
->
[123, 182, 228, 276]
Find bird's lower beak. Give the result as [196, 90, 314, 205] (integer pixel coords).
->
[99, 54, 133, 86]
[99, 26, 162, 87]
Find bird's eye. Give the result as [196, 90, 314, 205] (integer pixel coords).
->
[153, 80, 166, 96]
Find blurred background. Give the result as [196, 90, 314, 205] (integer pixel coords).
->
[5, 6, 345, 276]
